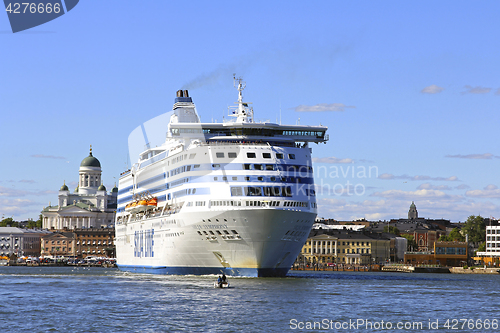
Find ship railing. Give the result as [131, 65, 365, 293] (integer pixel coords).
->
[201, 140, 302, 148]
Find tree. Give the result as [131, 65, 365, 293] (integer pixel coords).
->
[439, 227, 465, 242]
[383, 225, 400, 236]
[27, 215, 43, 229]
[462, 215, 486, 243]
[401, 234, 417, 252]
[0, 217, 17, 227]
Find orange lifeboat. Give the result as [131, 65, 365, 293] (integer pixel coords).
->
[137, 199, 148, 211]
[147, 197, 158, 207]
[125, 202, 134, 212]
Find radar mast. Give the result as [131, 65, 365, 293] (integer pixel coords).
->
[230, 74, 253, 123]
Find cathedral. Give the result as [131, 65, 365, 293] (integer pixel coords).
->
[41, 147, 117, 230]
[408, 201, 418, 220]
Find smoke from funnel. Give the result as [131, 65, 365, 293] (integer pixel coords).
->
[181, 64, 240, 90]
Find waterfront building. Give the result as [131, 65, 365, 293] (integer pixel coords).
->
[74, 228, 115, 258]
[317, 218, 372, 228]
[475, 220, 500, 265]
[41, 147, 117, 230]
[296, 229, 392, 267]
[404, 241, 468, 266]
[0, 227, 51, 258]
[311, 222, 365, 231]
[41, 232, 76, 257]
[40, 228, 115, 258]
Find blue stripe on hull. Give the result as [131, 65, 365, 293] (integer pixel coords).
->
[117, 265, 289, 277]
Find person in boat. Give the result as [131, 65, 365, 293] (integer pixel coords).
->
[217, 275, 222, 287]
[222, 273, 227, 283]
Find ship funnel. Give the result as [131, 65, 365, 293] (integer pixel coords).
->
[174, 89, 194, 105]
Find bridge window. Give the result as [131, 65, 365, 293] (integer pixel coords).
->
[247, 152, 256, 158]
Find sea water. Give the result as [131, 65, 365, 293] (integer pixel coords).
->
[1, 267, 498, 332]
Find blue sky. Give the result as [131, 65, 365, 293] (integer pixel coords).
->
[1, 1, 499, 222]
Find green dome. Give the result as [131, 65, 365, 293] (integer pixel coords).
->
[60, 184, 69, 191]
[80, 152, 101, 167]
[74, 186, 79, 193]
[98, 184, 107, 191]
[112, 185, 118, 193]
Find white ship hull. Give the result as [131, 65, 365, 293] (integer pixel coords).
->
[116, 208, 315, 277]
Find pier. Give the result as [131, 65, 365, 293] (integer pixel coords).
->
[381, 264, 450, 273]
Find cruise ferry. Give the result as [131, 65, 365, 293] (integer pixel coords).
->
[115, 77, 328, 277]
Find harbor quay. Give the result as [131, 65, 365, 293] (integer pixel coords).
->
[3, 256, 117, 268]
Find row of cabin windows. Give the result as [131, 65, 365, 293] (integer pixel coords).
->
[214, 163, 312, 173]
[231, 186, 293, 197]
[215, 152, 238, 158]
[215, 152, 295, 160]
[172, 127, 324, 138]
[244, 164, 276, 171]
[283, 201, 308, 207]
[210, 200, 242, 207]
[197, 230, 238, 236]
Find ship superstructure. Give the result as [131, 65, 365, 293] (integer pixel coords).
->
[115, 77, 328, 277]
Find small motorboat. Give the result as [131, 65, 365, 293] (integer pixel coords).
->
[214, 281, 230, 288]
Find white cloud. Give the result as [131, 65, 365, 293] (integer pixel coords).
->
[293, 103, 355, 112]
[455, 184, 470, 190]
[317, 198, 393, 221]
[461, 85, 491, 95]
[371, 189, 462, 201]
[417, 183, 452, 191]
[0, 186, 57, 197]
[313, 157, 354, 164]
[446, 153, 499, 159]
[421, 84, 444, 94]
[0, 198, 44, 219]
[0, 186, 29, 197]
[378, 174, 459, 181]
[466, 185, 500, 198]
[316, 183, 361, 197]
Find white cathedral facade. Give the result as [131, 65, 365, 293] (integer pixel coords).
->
[41, 147, 117, 230]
